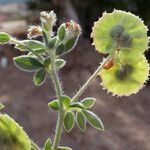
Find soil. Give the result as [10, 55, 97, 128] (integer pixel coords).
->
[0, 39, 150, 150]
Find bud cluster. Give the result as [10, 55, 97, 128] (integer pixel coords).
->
[40, 11, 57, 31]
[65, 20, 81, 39]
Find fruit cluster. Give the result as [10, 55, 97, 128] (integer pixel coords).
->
[91, 10, 149, 96]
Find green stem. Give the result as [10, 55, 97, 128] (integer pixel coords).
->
[72, 55, 112, 102]
[49, 53, 64, 150]
[30, 140, 40, 150]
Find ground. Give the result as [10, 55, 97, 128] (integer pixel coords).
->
[0, 39, 150, 150]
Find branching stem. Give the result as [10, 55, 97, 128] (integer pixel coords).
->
[72, 55, 112, 102]
[48, 52, 64, 150]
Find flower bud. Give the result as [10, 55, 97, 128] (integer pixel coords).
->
[40, 11, 57, 31]
[65, 20, 81, 39]
[55, 21, 81, 56]
[27, 26, 42, 39]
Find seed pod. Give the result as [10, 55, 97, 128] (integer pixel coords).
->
[91, 10, 149, 55]
[99, 55, 149, 96]
[0, 114, 31, 150]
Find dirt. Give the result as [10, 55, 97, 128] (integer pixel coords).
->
[0, 39, 150, 150]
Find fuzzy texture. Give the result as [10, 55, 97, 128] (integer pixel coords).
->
[0, 114, 31, 150]
[91, 10, 149, 55]
[99, 55, 149, 96]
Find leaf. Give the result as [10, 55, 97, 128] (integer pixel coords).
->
[60, 95, 71, 109]
[15, 40, 45, 51]
[0, 103, 4, 110]
[56, 43, 65, 55]
[48, 100, 59, 110]
[44, 57, 51, 68]
[70, 102, 85, 109]
[82, 110, 105, 131]
[64, 111, 75, 132]
[58, 24, 66, 41]
[34, 69, 46, 86]
[42, 20, 50, 32]
[57, 146, 72, 150]
[81, 97, 96, 109]
[44, 138, 52, 150]
[0, 32, 10, 43]
[76, 111, 86, 131]
[28, 49, 45, 56]
[65, 38, 77, 52]
[55, 59, 66, 70]
[13, 55, 44, 72]
[49, 37, 57, 49]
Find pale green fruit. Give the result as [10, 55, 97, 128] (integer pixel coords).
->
[91, 10, 148, 55]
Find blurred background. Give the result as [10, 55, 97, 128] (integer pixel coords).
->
[0, 0, 150, 150]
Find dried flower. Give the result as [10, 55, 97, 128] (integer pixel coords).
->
[40, 11, 57, 28]
[27, 26, 43, 39]
[65, 20, 81, 39]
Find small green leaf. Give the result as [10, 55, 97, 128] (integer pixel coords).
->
[41, 20, 50, 32]
[49, 37, 57, 49]
[13, 55, 44, 72]
[64, 111, 75, 132]
[0, 32, 10, 43]
[44, 138, 52, 150]
[55, 59, 66, 70]
[76, 111, 86, 131]
[0, 103, 4, 110]
[34, 69, 46, 86]
[58, 24, 66, 41]
[60, 95, 71, 109]
[43, 30, 49, 46]
[81, 97, 96, 109]
[82, 110, 105, 131]
[15, 40, 45, 51]
[48, 100, 59, 110]
[65, 38, 77, 52]
[44, 57, 51, 67]
[56, 43, 65, 55]
[70, 102, 85, 109]
[57, 146, 72, 150]
[28, 49, 45, 56]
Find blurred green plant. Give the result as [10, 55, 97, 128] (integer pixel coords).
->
[0, 9, 149, 150]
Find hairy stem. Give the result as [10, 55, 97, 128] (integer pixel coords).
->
[49, 53, 64, 150]
[72, 55, 111, 102]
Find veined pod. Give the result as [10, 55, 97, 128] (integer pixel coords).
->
[0, 114, 31, 150]
[99, 54, 149, 96]
[91, 10, 149, 55]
